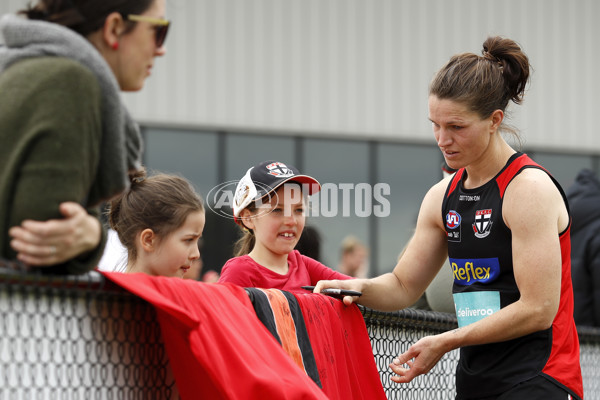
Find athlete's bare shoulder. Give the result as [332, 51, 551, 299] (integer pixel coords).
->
[503, 167, 567, 231]
[506, 167, 560, 200]
[419, 174, 455, 229]
[428, 173, 455, 201]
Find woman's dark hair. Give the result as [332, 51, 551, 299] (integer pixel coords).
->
[107, 169, 204, 263]
[429, 36, 531, 135]
[20, 0, 155, 37]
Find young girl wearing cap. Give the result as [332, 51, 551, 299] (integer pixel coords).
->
[218, 160, 351, 290]
[106, 169, 205, 278]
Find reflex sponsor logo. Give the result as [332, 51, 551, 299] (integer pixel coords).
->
[450, 257, 500, 285]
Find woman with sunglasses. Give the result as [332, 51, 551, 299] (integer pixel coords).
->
[0, 0, 169, 274]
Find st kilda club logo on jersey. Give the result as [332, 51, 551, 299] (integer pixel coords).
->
[445, 210, 461, 242]
[473, 209, 493, 239]
[266, 162, 294, 178]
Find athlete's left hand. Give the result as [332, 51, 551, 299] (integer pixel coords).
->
[389, 334, 448, 383]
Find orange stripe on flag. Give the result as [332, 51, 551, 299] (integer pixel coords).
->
[260, 289, 305, 373]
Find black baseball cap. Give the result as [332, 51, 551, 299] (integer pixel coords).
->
[233, 160, 321, 218]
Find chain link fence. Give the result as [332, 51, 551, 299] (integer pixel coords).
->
[361, 307, 460, 399]
[1, 269, 598, 399]
[0, 270, 177, 400]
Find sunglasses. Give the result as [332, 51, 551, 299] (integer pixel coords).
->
[126, 14, 170, 48]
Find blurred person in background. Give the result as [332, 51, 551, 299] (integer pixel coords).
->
[294, 225, 323, 262]
[337, 235, 369, 278]
[566, 168, 600, 327]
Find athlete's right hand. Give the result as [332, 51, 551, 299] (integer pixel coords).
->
[313, 279, 365, 306]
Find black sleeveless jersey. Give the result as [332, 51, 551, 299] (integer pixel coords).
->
[442, 152, 582, 399]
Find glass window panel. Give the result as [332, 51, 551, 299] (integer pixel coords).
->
[225, 133, 295, 181]
[302, 139, 370, 271]
[143, 128, 223, 274]
[144, 128, 219, 197]
[376, 144, 441, 275]
[528, 152, 593, 192]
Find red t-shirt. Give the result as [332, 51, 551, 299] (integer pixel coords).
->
[219, 250, 351, 290]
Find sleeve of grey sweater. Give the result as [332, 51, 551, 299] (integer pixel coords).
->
[0, 57, 106, 275]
